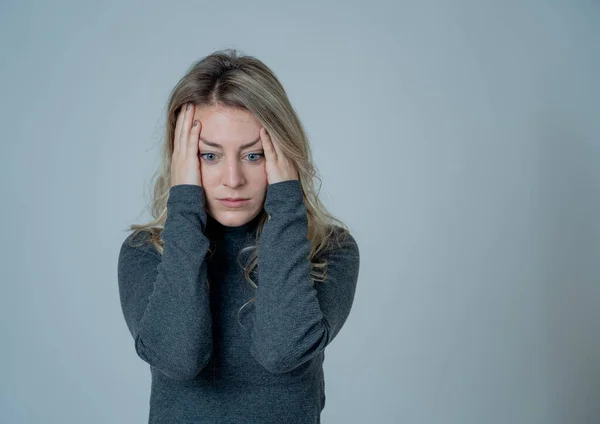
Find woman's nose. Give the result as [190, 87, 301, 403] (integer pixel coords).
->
[223, 160, 245, 187]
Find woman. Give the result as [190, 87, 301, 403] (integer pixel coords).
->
[117, 48, 360, 424]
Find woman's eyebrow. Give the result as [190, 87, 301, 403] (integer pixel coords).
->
[199, 137, 261, 150]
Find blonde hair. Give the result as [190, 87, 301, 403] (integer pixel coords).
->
[126, 48, 353, 325]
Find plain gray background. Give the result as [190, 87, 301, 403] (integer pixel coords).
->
[2, 0, 599, 423]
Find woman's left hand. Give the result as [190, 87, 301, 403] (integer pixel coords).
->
[260, 127, 299, 185]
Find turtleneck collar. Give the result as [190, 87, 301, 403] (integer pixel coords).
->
[205, 210, 264, 240]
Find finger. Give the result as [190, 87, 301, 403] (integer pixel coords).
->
[173, 103, 187, 155]
[188, 117, 201, 155]
[260, 127, 277, 160]
[269, 131, 284, 158]
[180, 103, 193, 155]
[185, 104, 198, 150]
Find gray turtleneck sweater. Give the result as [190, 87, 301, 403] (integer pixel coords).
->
[117, 180, 360, 423]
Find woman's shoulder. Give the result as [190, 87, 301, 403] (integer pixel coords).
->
[320, 225, 359, 258]
[330, 224, 357, 245]
[119, 229, 161, 261]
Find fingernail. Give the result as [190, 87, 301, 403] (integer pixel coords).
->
[186, 103, 190, 111]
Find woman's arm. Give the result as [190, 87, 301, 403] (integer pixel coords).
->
[117, 184, 213, 380]
[250, 180, 360, 374]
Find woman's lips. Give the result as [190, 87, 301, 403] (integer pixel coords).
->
[219, 199, 249, 208]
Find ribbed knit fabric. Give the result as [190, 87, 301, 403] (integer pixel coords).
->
[117, 180, 360, 423]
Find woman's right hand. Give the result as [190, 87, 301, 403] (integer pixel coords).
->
[170, 103, 203, 188]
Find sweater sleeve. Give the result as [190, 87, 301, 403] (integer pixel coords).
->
[117, 184, 213, 381]
[249, 180, 360, 374]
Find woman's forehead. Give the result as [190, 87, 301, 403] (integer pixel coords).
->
[199, 136, 261, 150]
[194, 105, 261, 149]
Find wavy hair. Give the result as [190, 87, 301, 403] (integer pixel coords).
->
[125, 48, 352, 326]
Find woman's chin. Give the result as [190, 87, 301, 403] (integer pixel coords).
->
[208, 207, 261, 227]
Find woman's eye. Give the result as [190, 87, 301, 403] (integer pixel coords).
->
[200, 153, 217, 162]
[246, 153, 264, 162]
[199, 153, 264, 163]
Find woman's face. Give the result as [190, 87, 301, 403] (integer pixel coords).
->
[192, 104, 268, 227]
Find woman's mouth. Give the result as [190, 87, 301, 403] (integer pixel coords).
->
[219, 199, 249, 208]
